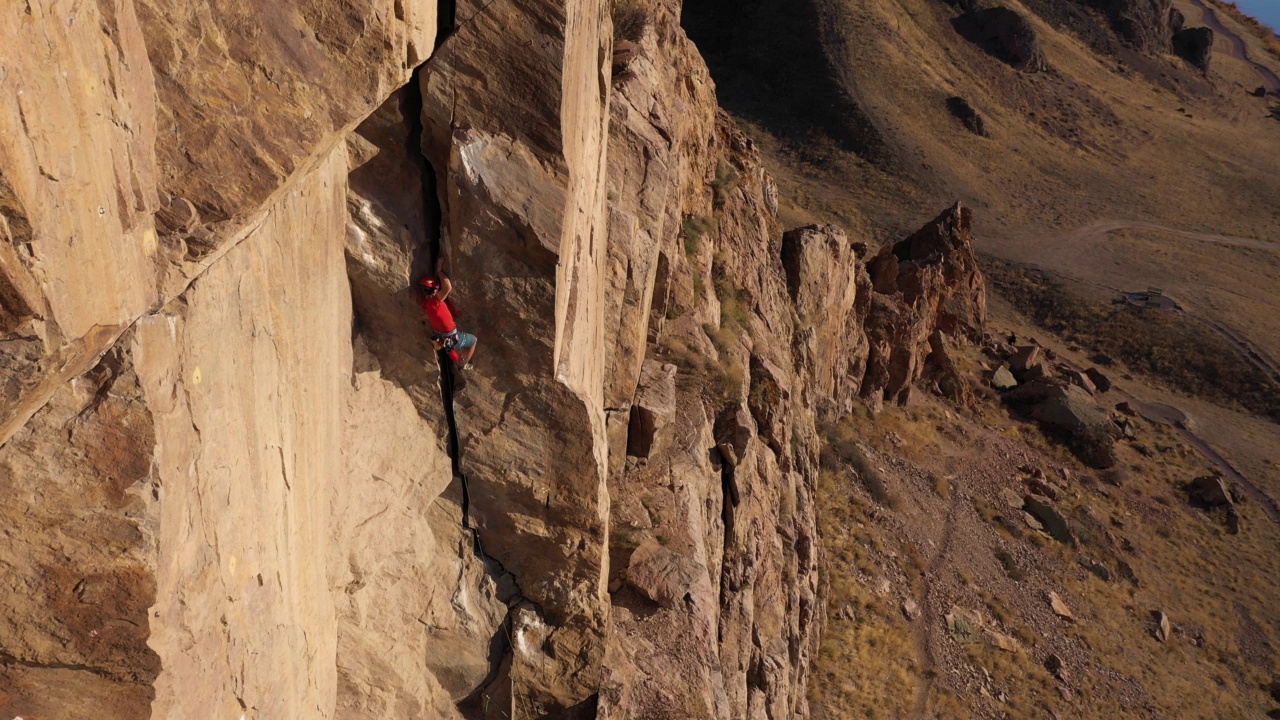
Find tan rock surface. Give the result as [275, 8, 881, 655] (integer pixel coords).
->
[419, 0, 614, 714]
[861, 203, 986, 406]
[0, 0, 998, 717]
[134, 146, 351, 719]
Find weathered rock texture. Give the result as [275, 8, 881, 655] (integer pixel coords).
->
[957, 6, 1051, 72]
[0, 0, 989, 718]
[1084, 0, 1175, 51]
[1173, 26, 1214, 70]
[861, 203, 986, 406]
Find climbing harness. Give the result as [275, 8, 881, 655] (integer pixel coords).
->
[432, 329, 459, 351]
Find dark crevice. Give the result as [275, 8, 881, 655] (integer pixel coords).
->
[0, 651, 123, 682]
[403, 56, 534, 719]
[436, 0, 457, 48]
[717, 459, 736, 634]
[402, 66, 441, 282]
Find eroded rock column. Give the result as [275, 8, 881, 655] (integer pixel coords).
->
[420, 0, 614, 714]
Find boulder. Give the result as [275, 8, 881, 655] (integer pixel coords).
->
[626, 542, 706, 609]
[1025, 382, 1107, 428]
[1080, 556, 1113, 582]
[1114, 415, 1137, 439]
[1008, 379, 1116, 468]
[946, 96, 988, 136]
[903, 598, 921, 621]
[956, 6, 1050, 72]
[984, 628, 1021, 652]
[1024, 512, 1047, 532]
[1009, 346, 1042, 376]
[1085, 367, 1112, 392]
[1093, 0, 1175, 52]
[1186, 472, 1242, 533]
[1155, 611, 1172, 642]
[1048, 591, 1074, 621]
[1173, 27, 1214, 70]
[1187, 474, 1232, 507]
[1003, 487, 1027, 509]
[1027, 477, 1059, 500]
[1252, 87, 1269, 98]
[992, 365, 1018, 390]
[1045, 653, 1067, 680]
[1022, 360, 1051, 381]
[1064, 369, 1097, 394]
[1024, 495, 1076, 545]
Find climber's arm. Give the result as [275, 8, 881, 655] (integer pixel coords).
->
[438, 273, 453, 302]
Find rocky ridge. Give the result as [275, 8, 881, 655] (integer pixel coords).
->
[0, 0, 987, 718]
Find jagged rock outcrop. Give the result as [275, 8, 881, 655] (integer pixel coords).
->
[1085, 0, 1176, 51]
[861, 202, 986, 406]
[0, 0, 994, 718]
[959, 6, 1051, 72]
[781, 224, 872, 419]
[1173, 26, 1214, 70]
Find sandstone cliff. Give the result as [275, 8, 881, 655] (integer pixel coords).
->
[0, 1, 983, 718]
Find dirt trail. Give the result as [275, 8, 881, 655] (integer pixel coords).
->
[1187, 0, 1280, 92]
[1117, 394, 1280, 522]
[911, 491, 962, 719]
[1051, 219, 1280, 384]
[1057, 218, 1276, 252]
[1197, 317, 1280, 386]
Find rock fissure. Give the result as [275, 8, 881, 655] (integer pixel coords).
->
[0, 651, 119, 681]
[403, 61, 536, 716]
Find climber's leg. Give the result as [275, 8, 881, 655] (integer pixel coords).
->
[454, 332, 477, 369]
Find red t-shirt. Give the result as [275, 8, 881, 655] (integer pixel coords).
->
[421, 296, 456, 334]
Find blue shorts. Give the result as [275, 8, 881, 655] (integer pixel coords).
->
[453, 332, 477, 350]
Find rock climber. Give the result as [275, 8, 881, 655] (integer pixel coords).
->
[418, 261, 477, 371]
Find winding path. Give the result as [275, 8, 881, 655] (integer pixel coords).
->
[910, 491, 962, 719]
[1018, 219, 1280, 522]
[1054, 218, 1276, 252]
[1187, 0, 1280, 92]
[1124, 396, 1280, 522]
[1047, 219, 1280, 386]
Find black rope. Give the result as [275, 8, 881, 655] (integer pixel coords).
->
[437, 350, 471, 525]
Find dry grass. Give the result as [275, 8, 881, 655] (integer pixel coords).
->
[1209, 0, 1280, 62]
[985, 258, 1280, 422]
[681, 214, 713, 258]
[810, 461, 921, 719]
[611, 0, 648, 45]
[820, 419, 901, 509]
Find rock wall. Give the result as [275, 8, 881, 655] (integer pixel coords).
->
[135, 146, 350, 719]
[1, 0, 988, 718]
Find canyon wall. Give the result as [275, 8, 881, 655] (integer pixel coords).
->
[0, 0, 982, 717]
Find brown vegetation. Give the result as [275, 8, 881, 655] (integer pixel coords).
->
[985, 258, 1280, 423]
[1209, 0, 1280, 62]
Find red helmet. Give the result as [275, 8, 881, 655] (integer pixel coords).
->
[418, 276, 441, 292]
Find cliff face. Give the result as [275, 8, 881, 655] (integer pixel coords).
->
[0, 1, 979, 718]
